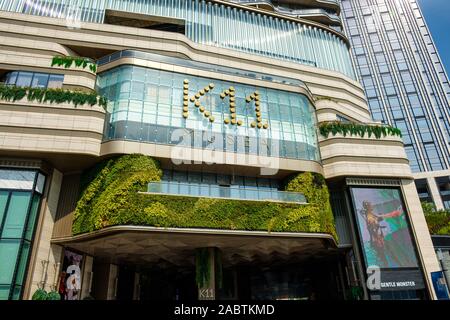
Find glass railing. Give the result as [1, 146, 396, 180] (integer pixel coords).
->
[231, 0, 273, 6]
[276, 7, 341, 23]
[229, 1, 341, 23]
[231, 0, 340, 7]
[146, 181, 307, 204]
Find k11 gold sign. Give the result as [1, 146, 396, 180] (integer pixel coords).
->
[182, 79, 269, 129]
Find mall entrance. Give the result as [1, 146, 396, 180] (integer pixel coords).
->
[112, 255, 346, 301]
[54, 226, 353, 301]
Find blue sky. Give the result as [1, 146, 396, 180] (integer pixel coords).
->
[418, 0, 450, 75]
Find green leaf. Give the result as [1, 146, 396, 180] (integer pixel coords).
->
[72, 156, 338, 242]
[32, 288, 48, 300]
[0, 84, 105, 108]
[46, 291, 61, 300]
[318, 121, 403, 140]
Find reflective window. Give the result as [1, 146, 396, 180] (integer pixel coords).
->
[424, 143, 444, 171]
[0, 169, 45, 300]
[342, 0, 450, 172]
[5, 0, 356, 79]
[98, 65, 320, 162]
[154, 170, 305, 202]
[3, 71, 64, 89]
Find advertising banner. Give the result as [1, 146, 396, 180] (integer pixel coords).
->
[58, 249, 83, 300]
[350, 187, 419, 269]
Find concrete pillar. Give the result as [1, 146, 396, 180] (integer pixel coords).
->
[80, 256, 93, 299]
[196, 247, 222, 300]
[337, 261, 347, 300]
[24, 169, 63, 299]
[233, 269, 238, 300]
[90, 262, 118, 300]
[133, 272, 140, 300]
[106, 264, 118, 300]
[427, 177, 445, 210]
[401, 179, 441, 299]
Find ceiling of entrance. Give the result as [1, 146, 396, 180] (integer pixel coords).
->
[52, 226, 345, 268]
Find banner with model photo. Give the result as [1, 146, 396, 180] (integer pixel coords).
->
[350, 187, 419, 269]
[58, 249, 83, 300]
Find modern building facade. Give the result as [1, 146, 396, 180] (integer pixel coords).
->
[340, 0, 450, 211]
[0, 0, 441, 300]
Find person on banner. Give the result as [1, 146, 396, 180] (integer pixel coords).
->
[359, 200, 403, 267]
[65, 255, 82, 300]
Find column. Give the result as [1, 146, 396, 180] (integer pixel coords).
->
[133, 272, 140, 301]
[24, 169, 63, 299]
[90, 262, 118, 300]
[80, 255, 93, 299]
[106, 264, 118, 300]
[427, 177, 445, 210]
[402, 179, 441, 299]
[196, 247, 222, 300]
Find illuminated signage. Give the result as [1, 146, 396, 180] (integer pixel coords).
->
[181, 79, 269, 129]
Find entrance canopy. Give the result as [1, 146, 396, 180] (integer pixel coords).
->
[52, 226, 342, 267]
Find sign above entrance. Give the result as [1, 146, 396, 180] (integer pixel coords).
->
[181, 79, 269, 129]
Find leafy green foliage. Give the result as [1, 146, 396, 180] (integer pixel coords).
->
[346, 286, 364, 300]
[72, 154, 162, 234]
[31, 289, 61, 300]
[51, 55, 97, 73]
[32, 288, 48, 300]
[284, 172, 337, 239]
[73, 155, 337, 241]
[46, 291, 62, 300]
[196, 248, 211, 288]
[319, 121, 402, 139]
[215, 249, 223, 289]
[195, 248, 223, 289]
[422, 202, 450, 235]
[0, 84, 108, 109]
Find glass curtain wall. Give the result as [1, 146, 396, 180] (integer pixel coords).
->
[1, 0, 355, 79]
[341, 0, 450, 173]
[2, 71, 64, 89]
[98, 65, 320, 162]
[0, 169, 46, 300]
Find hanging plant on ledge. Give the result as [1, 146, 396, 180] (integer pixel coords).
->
[319, 121, 402, 139]
[0, 84, 108, 109]
[51, 55, 97, 73]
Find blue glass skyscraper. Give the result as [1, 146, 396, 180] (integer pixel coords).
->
[340, 0, 450, 209]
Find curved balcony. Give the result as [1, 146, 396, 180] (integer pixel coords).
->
[229, 0, 341, 15]
[97, 49, 310, 87]
[228, 0, 341, 26]
[230, 0, 275, 11]
[3, 0, 354, 79]
[276, 7, 341, 26]
[317, 121, 413, 180]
